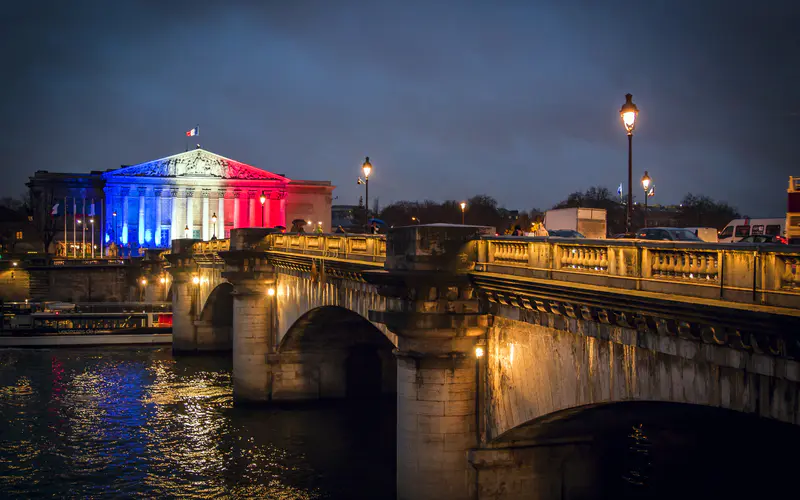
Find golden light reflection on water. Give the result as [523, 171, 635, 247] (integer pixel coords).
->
[0, 348, 363, 499]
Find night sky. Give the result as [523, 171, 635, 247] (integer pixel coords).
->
[2, 1, 798, 216]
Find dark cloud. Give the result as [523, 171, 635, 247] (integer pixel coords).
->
[1, 0, 797, 216]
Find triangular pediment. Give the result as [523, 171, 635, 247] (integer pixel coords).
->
[104, 149, 288, 181]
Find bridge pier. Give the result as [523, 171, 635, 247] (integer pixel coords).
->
[369, 224, 492, 500]
[220, 229, 279, 403]
[165, 240, 202, 352]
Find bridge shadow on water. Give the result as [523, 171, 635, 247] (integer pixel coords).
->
[497, 401, 800, 499]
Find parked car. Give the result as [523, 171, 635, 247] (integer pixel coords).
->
[736, 234, 788, 244]
[548, 230, 585, 238]
[611, 233, 637, 239]
[636, 227, 703, 242]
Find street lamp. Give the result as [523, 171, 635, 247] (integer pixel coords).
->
[184, 224, 190, 239]
[139, 277, 147, 301]
[411, 216, 421, 225]
[211, 212, 218, 240]
[641, 171, 652, 228]
[620, 93, 639, 233]
[460, 201, 467, 225]
[112, 210, 117, 245]
[359, 156, 372, 229]
[89, 218, 95, 258]
[259, 191, 266, 227]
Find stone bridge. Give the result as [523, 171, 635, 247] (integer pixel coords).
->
[153, 226, 800, 500]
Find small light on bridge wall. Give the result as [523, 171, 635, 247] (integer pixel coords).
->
[160, 277, 166, 284]
[192, 276, 200, 285]
[475, 346, 484, 358]
[267, 288, 276, 297]
[140, 278, 147, 286]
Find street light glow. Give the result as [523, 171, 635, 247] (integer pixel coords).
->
[267, 287, 275, 296]
[475, 346, 484, 358]
[362, 157, 372, 179]
[192, 276, 200, 285]
[140, 278, 147, 286]
[460, 202, 466, 211]
[160, 277, 166, 284]
[620, 93, 639, 134]
[641, 171, 652, 191]
[259, 191, 266, 205]
[211, 213, 217, 224]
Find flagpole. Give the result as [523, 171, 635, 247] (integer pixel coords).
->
[91, 198, 95, 259]
[82, 198, 86, 259]
[63, 196, 67, 258]
[72, 198, 76, 258]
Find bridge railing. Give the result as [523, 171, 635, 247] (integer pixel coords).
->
[474, 237, 800, 308]
[267, 233, 386, 263]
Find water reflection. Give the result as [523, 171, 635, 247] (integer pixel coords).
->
[0, 347, 395, 499]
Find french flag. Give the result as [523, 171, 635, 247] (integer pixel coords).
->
[186, 126, 199, 137]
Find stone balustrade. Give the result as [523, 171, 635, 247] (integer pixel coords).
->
[267, 233, 386, 263]
[475, 237, 800, 308]
[178, 232, 800, 309]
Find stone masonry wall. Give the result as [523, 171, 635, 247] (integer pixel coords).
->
[486, 308, 800, 440]
[28, 267, 134, 302]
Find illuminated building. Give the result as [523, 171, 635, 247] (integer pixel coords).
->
[27, 147, 334, 255]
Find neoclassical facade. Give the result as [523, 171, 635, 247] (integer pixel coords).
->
[28, 147, 334, 255]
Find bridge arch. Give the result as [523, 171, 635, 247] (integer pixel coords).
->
[274, 306, 396, 399]
[195, 281, 233, 351]
[475, 401, 800, 499]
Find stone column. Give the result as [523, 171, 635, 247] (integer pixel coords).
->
[369, 225, 490, 500]
[217, 191, 225, 238]
[122, 190, 130, 245]
[186, 189, 194, 238]
[202, 190, 210, 241]
[138, 187, 146, 246]
[233, 190, 241, 229]
[278, 193, 287, 228]
[170, 188, 179, 243]
[165, 242, 200, 352]
[155, 189, 163, 247]
[220, 228, 279, 402]
[248, 191, 257, 227]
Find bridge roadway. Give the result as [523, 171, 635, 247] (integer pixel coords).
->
[145, 226, 800, 500]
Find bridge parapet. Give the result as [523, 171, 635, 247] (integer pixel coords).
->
[475, 237, 800, 308]
[267, 232, 386, 263]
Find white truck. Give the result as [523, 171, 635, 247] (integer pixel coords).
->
[544, 208, 607, 239]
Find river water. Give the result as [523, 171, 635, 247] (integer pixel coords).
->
[0, 347, 395, 499]
[2, 347, 798, 499]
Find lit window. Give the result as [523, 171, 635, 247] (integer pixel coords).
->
[15, 231, 22, 240]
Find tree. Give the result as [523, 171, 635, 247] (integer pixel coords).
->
[28, 188, 57, 254]
[678, 194, 739, 230]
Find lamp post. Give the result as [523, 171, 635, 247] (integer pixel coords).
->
[184, 224, 190, 239]
[139, 277, 147, 302]
[460, 201, 467, 225]
[641, 171, 652, 229]
[89, 218, 95, 258]
[620, 93, 639, 233]
[211, 212, 218, 240]
[77, 218, 85, 258]
[160, 276, 168, 301]
[112, 210, 117, 246]
[360, 157, 372, 229]
[259, 191, 266, 227]
[411, 216, 421, 225]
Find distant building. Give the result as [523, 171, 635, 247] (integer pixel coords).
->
[331, 204, 363, 231]
[27, 147, 334, 255]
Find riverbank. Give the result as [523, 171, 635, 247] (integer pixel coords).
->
[0, 333, 171, 347]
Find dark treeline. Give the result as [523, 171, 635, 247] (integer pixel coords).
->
[375, 187, 740, 235]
